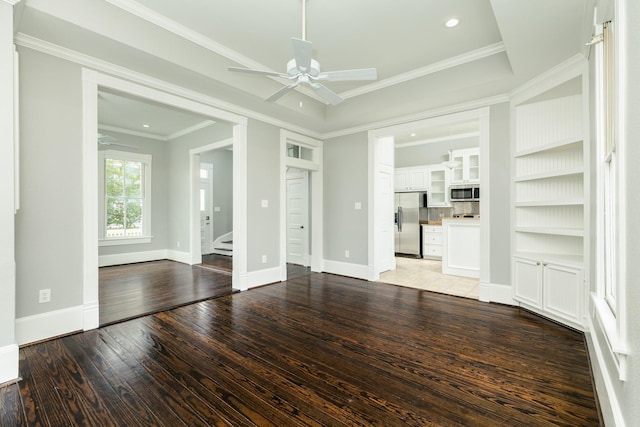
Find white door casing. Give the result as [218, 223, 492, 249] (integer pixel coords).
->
[83, 69, 249, 332]
[286, 172, 310, 266]
[279, 130, 323, 281]
[200, 163, 214, 255]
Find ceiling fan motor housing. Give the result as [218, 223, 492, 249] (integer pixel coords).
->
[287, 58, 320, 77]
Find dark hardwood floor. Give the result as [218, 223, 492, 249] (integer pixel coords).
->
[199, 253, 233, 273]
[4, 272, 600, 426]
[99, 260, 234, 326]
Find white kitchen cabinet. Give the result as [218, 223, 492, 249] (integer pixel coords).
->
[427, 167, 449, 206]
[422, 225, 442, 259]
[395, 167, 427, 192]
[513, 256, 583, 329]
[450, 147, 479, 184]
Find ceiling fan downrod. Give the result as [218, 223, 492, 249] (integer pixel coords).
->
[301, 0, 307, 41]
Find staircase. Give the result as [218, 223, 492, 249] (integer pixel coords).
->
[212, 231, 233, 256]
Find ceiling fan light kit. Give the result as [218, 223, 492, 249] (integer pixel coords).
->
[228, 1, 377, 105]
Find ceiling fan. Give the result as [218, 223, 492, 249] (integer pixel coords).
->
[97, 133, 137, 149]
[228, 0, 377, 105]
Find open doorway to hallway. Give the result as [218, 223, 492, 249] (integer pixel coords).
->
[95, 87, 237, 326]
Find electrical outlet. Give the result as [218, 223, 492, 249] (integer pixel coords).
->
[261, 200, 269, 208]
[39, 289, 51, 304]
[214, 206, 221, 212]
[354, 202, 361, 210]
[176, 241, 181, 248]
[261, 255, 267, 263]
[345, 250, 350, 258]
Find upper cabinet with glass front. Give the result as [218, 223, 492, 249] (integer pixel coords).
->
[450, 147, 480, 184]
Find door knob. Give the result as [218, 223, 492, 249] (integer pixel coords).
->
[300, 225, 304, 229]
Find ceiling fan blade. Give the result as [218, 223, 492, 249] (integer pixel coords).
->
[316, 68, 378, 82]
[97, 133, 117, 143]
[228, 67, 288, 78]
[98, 141, 138, 149]
[310, 83, 344, 105]
[265, 82, 299, 103]
[291, 38, 313, 72]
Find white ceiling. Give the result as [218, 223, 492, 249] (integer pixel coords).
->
[14, 0, 595, 135]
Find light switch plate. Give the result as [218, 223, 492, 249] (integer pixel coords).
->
[355, 202, 362, 210]
[261, 200, 269, 208]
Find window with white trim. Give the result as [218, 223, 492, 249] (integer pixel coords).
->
[596, 21, 618, 314]
[99, 150, 152, 245]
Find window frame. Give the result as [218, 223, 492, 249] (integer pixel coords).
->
[593, 20, 628, 380]
[98, 149, 153, 246]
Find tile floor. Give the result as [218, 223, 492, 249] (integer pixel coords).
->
[378, 257, 479, 299]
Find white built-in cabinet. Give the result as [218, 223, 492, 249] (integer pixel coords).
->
[427, 166, 449, 206]
[422, 225, 442, 259]
[394, 167, 427, 192]
[511, 80, 588, 331]
[450, 147, 480, 184]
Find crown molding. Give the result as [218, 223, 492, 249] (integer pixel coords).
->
[103, 0, 266, 72]
[322, 94, 509, 140]
[14, 33, 324, 140]
[15, 33, 511, 143]
[167, 119, 215, 140]
[2, 0, 21, 5]
[395, 131, 481, 149]
[102, 0, 504, 104]
[340, 42, 506, 100]
[98, 124, 166, 141]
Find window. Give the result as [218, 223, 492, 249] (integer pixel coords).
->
[594, 19, 628, 380]
[99, 150, 152, 245]
[596, 21, 618, 314]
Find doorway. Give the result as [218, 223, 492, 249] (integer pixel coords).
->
[286, 171, 310, 266]
[279, 130, 323, 281]
[368, 108, 490, 297]
[197, 147, 234, 275]
[83, 69, 248, 330]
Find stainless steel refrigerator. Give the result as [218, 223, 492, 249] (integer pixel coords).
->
[394, 192, 427, 256]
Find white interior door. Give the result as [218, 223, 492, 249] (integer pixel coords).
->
[286, 171, 309, 266]
[375, 136, 396, 273]
[200, 163, 214, 255]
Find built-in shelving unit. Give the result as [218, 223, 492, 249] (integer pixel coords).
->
[511, 84, 588, 330]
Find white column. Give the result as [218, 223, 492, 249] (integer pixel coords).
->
[0, 0, 19, 384]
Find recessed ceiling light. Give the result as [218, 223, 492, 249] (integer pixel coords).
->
[142, 124, 150, 128]
[410, 133, 417, 137]
[445, 17, 459, 28]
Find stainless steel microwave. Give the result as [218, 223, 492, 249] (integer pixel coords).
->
[450, 185, 480, 201]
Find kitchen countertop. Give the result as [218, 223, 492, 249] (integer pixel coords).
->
[441, 217, 480, 221]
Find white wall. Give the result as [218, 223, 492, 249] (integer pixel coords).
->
[0, 0, 18, 383]
[395, 137, 478, 168]
[246, 119, 281, 272]
[323, 132, 369, 266]
[15, 47, 84, 318]
[166, 124, 233, 254]
[488, 103, 511, 286]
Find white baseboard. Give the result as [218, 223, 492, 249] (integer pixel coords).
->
[478, 281, 516, 305]
[99, 249, 194, 267]
[323, 260, 370, 281]
[246, 266, 281, 289]
[83, 300, 99, 331]
[585, 312, 624, 427]
[0, 344, 19, 384]
[16, 305, 83, 346]
[166, 249, 193, 265]
[99, 249, 167, 267]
